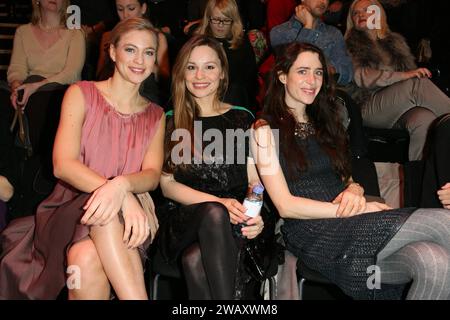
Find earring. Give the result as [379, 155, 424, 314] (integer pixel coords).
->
[36, 1, 40, 5]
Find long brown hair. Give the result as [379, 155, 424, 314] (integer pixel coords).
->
[196, 0, 244, 49]
[164, 35, 229, 173]
[261, 42, 351, 181]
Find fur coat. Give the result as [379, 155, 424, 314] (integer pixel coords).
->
[345, 28, 417, 104]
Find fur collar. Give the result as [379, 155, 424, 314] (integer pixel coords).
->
[346, 29, 416, 71]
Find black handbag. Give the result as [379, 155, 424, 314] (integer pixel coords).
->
[241, 237, 284, 282]
[10, 108, 33, 157]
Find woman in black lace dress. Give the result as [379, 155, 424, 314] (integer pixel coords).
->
[252, 42, 450, 300]
[157, 35, 265, 300]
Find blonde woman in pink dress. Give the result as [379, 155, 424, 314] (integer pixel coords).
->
[0, 18, 165, 300]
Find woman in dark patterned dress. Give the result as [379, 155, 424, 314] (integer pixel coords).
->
[157, 35, 265, 300]
[252, 42, 450, 300]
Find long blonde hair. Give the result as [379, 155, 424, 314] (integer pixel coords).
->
[196, 0, 244, 49]
[31, 0, 70, 27]
[345, 0, 390, 39]
[165, 35, 229, 172]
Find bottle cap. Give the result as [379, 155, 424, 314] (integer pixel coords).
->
[253, 184, 264, 194]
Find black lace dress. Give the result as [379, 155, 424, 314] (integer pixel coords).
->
[280, 122, 416, 300]
[157, 107, 276, 298]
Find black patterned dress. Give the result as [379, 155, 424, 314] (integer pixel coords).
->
[156, 107, 255, 262]
[279, 122, 415, 300]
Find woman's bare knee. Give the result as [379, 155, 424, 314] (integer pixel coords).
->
[67, 238, 103, 271]
[67, 238, 110, 299]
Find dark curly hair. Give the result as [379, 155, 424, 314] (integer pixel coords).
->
[260, 42, 351, 181]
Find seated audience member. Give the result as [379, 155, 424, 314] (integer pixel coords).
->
[252, 42, 450, 300]
[7, 0, 85, 107]
[345, 0, 450, 161]
[0, 0, 85, 218]
[96, 0, 170, 105]
[0, 18, 164, 300]
[195, 0, 258, 111]
[157, 35, 267, 300]
[270, 0, 353, 86]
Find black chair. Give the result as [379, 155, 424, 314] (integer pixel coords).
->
[296, 257, 350, 300]
[364, 126, 428, 207]
[364, 127, 410, 164]
[279, 250, 349, 300]
[147, 247, 187, 300]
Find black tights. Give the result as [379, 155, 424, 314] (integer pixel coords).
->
[180, 202, 238, 300]
[421, 114, 450, 207]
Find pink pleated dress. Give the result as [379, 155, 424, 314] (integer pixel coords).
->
[0, 81, 163, 299]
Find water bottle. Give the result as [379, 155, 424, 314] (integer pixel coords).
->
[243, 184, 264, 218]
[235, 184, 264, 238]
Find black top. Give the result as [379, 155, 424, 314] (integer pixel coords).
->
[215, 37, 257, 111]
[165, 107, 254, 201]
[157, 107, 255, 264]
[280, 123, 345, 203]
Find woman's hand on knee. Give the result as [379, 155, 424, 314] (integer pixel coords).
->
[218, 198, 247, 224]
[81, 177, 128, 225]
[121, 193, 150, 249]
[241, 215, 264, 239]
[333, 183, 366, 217]
[437, 183, 450, 209]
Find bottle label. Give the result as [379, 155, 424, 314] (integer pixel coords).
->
[243, 199, 262, 218]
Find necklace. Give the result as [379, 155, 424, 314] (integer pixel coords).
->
[294, 122, 315, 139]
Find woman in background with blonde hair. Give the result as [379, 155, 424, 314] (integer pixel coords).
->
[8, 0, 85, 109]
[345, 0, 450, 161]
[0, 0, 85, 218]
[195, 0, 257, 111]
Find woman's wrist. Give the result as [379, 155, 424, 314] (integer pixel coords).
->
[111, 175, 131, 193]
[35, 80, 47, 90]
[346, 182, 364, 195]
